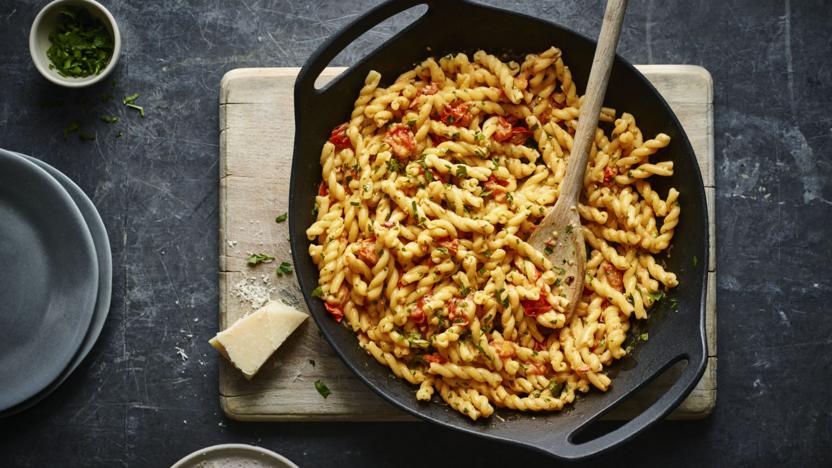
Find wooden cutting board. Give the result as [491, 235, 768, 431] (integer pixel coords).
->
[218, 66, 716, 421]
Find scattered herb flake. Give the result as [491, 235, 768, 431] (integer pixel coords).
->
[125, 103, 145, 118]
[549, 381, 564, 396]
[311, 286, 323, 298]
[63, 122, 80, 139]
[276, 261, 293, 276]
[275, 212, 288, 223]
[648, 290, 664, 303]
[640, 333, 649, 341]
[99, 115, 118, 124]
[455, 165, 468, 178]
[314, 380, 331, 398]
[692, 255, 698, 267]
[246, 253, 275, 266]
[460, 286, 471, 298]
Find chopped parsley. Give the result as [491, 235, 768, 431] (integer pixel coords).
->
[565, 224, 573, 234]
[419, 158, 434, 182]
[276, 261, 293, 276]
[455, 165, 468, 178]
[275, 212, 288, 223]
[386, 158, 402, 174]
[548, 381, 565, 396]
[99, 115, 118, 124]
[640, 333, 649, 342]
[314, 380, 331, 398]
[123, 94, 145, 118]
[648, 290, 664, 303]
[63, 122, 80, 139]
[460, 286, 471, 297]
[544, 245, 553, 255]
[311, 286, 324, 298]
[246, 253, 274, 265]
[46, 7, 114, 78]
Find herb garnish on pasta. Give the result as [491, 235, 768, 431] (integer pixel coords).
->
[306, 47, 679, 420]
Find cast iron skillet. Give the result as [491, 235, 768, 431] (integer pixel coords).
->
[289, 0, 708, 460]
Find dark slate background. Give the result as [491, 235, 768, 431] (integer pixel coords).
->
[1, 0, 830, 466]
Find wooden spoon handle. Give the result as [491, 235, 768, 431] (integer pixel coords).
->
[559, 0, 628, 205]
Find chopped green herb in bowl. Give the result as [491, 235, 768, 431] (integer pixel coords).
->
[30, 0, 122, 87]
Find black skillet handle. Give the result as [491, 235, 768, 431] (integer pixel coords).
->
[553, 350, 704, 460]
[294, 0, 445, 106]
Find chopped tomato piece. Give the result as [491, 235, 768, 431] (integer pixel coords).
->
[439, 102, 471, 127]
[437, 238, 459, 256]
[318, 181, 328, 196]
[601, 262, 624, 292]
[424, 353, 446, 364]
[603, 166, 618, 186]
[356, 238, 379, 266]
[521, 288, 551, 317]
[485, 175, 509, 190]
[493, 117, 532, 145]
[493, 117, 513, 142]
[324, 302, 344, 322]
[385, 124, 416, 159]
[410, 295, 429, 324]
[415, 82, 439, 98]
[328, 123, 351, 150]
[410, 308, 426, 324]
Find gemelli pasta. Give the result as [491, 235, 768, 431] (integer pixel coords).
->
[305, 47, 679, 420]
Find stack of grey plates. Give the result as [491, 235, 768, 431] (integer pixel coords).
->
[0, 148, 111, 416]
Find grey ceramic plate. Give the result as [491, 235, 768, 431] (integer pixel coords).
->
[171, 444, 300, 468]
[0, 150, 98, 412]
[0, 151, 112, 417]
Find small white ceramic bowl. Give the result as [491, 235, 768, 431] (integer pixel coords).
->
[170, 444, 300, 468]
[29, 0, 121, 88]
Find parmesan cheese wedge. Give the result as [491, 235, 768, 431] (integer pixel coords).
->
[209, 300, 308, 379]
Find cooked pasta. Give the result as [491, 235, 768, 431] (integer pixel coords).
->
[305, 47, 680, 420]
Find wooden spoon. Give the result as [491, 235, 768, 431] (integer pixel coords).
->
[528, 0, 628, 320]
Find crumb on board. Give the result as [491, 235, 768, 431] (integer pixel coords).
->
[231, 274, 275, 310]
[175, 346, 189, 362]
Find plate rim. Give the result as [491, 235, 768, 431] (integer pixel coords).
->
[0, 151, 112, 417]
[0, 149, 99, 412]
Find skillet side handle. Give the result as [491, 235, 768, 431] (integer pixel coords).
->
[294, 0, 438, 104]
[554, 353, 703, 460]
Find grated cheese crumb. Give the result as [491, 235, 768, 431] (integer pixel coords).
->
[232, 274, 275, 310]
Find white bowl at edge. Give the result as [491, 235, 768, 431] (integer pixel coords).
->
[29, 0, 121, 88]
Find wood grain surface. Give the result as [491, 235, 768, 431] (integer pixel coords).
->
[218, 66, 716, 421]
